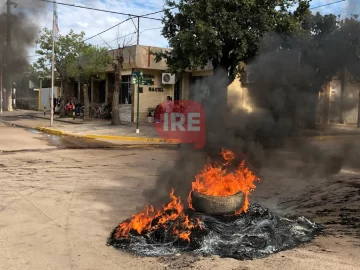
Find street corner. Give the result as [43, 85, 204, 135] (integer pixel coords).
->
[36, 127, 65, 136]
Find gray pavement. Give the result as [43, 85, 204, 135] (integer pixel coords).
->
[0, 123, 360, 270]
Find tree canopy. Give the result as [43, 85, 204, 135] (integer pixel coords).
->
[33, 28, 87, 100]
[67, 45, 111, 83]
[155, 0, 311, 82]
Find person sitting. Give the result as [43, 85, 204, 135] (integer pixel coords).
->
[154, 103, 163, 123]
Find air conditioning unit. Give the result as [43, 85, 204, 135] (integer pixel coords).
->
[162, 73, 176, 84]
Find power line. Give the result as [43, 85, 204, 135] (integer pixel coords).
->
[84, 18, 131, 41]
[39, 0, 175, 21]
[29, 27, 162, 59]
[140, 27, 163, 33]
[97, 32, 137, 46]
[96, 27, 163, 47]
[83, 17, 163, 42]
[310, 0, 346, 10]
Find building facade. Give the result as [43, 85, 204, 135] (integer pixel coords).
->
[74, 45, 251, 122]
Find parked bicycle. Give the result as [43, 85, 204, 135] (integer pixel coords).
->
[75, 103, 84, 119]
[90, 103, 111, 119]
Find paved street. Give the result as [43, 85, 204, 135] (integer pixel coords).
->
[1, 122, 360, 269]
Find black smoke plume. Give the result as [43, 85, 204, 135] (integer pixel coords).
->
[143, 16, 360, 208]
[0, 0, 46, 109]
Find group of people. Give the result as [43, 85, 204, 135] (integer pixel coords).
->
[51, 96, 83, 116]
[154, 96, 185, 123]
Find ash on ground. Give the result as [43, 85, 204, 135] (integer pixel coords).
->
[107, 204, 321, 260]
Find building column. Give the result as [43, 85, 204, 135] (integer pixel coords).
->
[91, 77, 94, 103]
[105, 73, 109, 105]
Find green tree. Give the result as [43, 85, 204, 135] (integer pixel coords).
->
[67, 45, 111, 120]
[155, 0, 310, 101]
[33, 28, 87, 114]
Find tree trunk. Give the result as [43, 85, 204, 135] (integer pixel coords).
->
[111, 71, 121, 125]
[357, 88, 360, 128]
[111, 48, 123, 125]
[6, 88, 12, 111]
[83, 83, 90, 121]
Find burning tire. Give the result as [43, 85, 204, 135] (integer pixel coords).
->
[190, 191, 245, 215]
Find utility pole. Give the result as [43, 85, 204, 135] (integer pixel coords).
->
[6, 0, 17, 112]
[0, 44, 2, 114]
[6, 0, 12, 111]
[137, 16, 140, 45]
[132, 71, 144, 133]
[50, 1, 57, 127]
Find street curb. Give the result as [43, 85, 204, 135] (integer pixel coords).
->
[35, 127, 181, 145]
[36, 127, 66, 135]
[84, 134, 181, 143]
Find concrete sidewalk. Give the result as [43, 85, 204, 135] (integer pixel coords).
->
[1, 110, 360, 143]
[0, 110, 179, 145]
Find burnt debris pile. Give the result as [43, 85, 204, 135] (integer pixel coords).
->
[108, 204, 320, 260]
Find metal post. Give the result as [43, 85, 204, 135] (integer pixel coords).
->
[50, 1, 55, 127]
[6, 0, 12, 111]
[136, 74, 140, 133]
[39, 78, 42, 111]
[137, 16, 140, 45]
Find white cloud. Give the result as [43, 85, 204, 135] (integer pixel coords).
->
[77, 22, 89, 27]
[27, 0, 168, 63]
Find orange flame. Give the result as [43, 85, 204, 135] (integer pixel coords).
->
[115, 149, 259, 241]
[188, 149, 259, 214]
[114, 189, 200, 241]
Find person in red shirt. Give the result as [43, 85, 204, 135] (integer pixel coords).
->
[154, 103, 163, 123]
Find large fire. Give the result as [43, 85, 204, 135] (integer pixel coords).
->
[188, 149, 259, 214]
[114, 149, 259, 241]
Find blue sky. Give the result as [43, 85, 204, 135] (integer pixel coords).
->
[14, 0, 360, 63]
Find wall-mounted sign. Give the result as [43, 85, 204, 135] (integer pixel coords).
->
[149, 87, 164, 92]
[143, 74, 155, 79]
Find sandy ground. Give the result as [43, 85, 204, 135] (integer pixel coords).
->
[0, 124, 360, 270]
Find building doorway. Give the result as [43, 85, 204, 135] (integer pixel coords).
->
[174, 79, 182, 102]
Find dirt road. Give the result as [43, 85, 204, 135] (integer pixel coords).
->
[0, 123, 359, 269]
